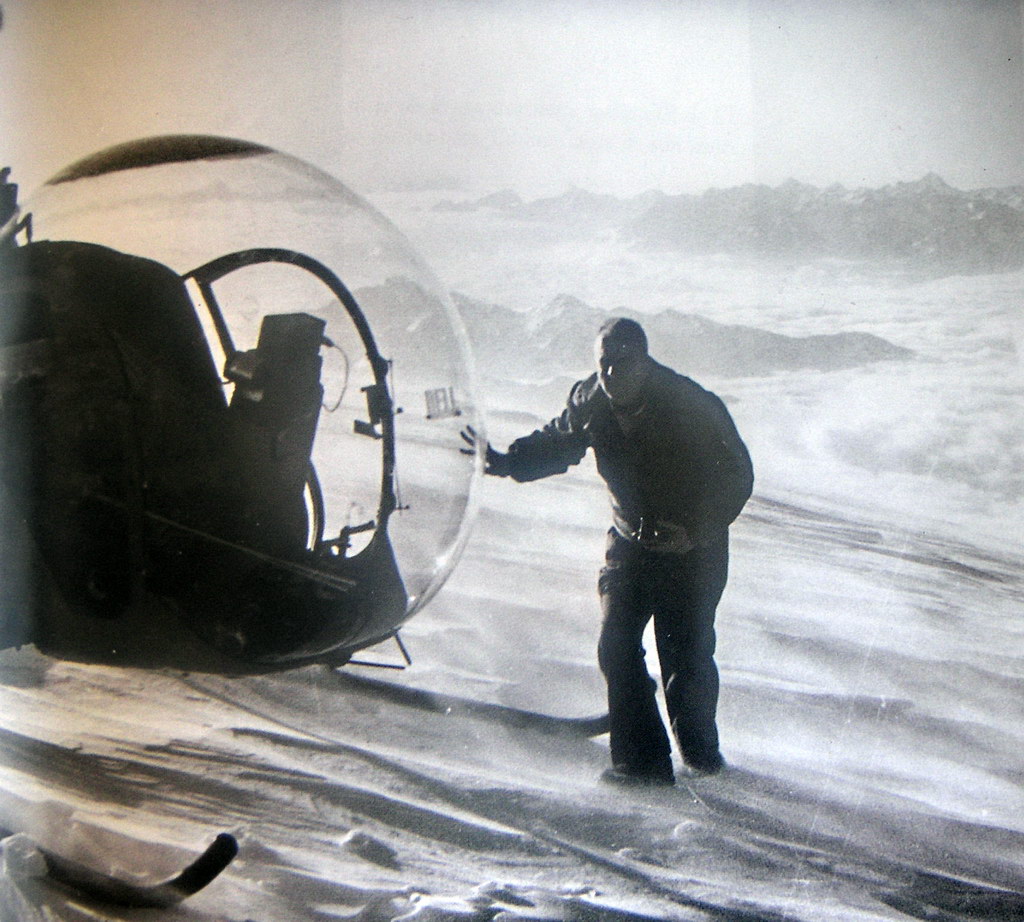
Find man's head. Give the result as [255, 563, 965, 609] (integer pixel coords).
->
[594, 317, 650, 407]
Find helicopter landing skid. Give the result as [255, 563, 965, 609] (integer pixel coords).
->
[331, 670, 610, 738]
[37, 831, 238, 908]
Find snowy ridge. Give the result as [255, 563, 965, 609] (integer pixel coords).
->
[1, 182, 1019, 919]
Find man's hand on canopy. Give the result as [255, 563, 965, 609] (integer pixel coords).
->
[459, 426, 511, 477]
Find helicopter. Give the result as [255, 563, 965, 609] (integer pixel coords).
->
[0, 135, 483, 675]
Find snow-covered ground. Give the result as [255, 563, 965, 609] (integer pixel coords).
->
[1, 190, 1023, 920]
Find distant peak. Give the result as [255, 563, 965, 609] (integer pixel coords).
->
[548, 292, 590, 308]
[912, 172, 953, 192]
[476, 189, 523, 209]
[779, 177, 818, 193]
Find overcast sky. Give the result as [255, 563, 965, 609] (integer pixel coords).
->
[1, 0, 1022, 197]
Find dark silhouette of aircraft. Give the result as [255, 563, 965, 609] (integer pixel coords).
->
[0, 136, 480, 674]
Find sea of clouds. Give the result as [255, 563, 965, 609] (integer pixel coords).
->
[381, 195, 1022, 552]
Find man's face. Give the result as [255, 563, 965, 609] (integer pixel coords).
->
[594, 335, 649, 407]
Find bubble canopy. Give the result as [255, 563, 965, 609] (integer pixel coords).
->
[27, 135, 483, 622]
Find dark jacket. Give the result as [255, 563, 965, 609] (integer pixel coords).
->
[504, 360, 753, 547]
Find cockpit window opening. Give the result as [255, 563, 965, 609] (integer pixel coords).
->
[181, 248, 400, 548]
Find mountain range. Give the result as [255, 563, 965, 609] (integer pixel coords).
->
[451, 291, 913, 383]
[435, 175, 1024, 275]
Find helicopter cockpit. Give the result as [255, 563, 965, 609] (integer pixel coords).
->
[0, 136, 482, 671]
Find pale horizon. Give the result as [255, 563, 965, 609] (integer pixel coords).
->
[1, 0, 1022, 200]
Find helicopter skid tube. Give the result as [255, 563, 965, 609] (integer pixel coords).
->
[37, 832, 238, 909]
[330, 671, 610, 738]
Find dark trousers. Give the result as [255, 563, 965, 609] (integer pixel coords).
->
[597, 528, 729, 774]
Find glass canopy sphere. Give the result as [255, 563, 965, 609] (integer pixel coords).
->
[25, 136, 482, 616]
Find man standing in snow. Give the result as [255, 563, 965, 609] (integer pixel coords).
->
[462, 318, 753, 785]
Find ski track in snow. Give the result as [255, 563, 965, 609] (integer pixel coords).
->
[1, 493, 1023, 921]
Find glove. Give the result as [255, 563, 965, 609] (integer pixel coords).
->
[459, 426, 511, 477]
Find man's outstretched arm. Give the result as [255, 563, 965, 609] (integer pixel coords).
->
[460, 381, 591, 482]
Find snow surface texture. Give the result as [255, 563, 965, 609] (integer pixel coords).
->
[1, 186, 1023, 920]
